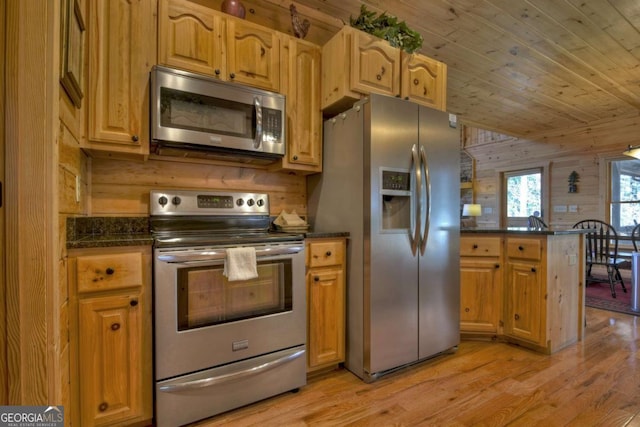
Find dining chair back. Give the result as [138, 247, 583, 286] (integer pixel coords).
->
[631, 223, 640, 252]
[573, 219, 627, 298]
[527, 215, 548, 229]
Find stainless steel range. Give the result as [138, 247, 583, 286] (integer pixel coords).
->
[150, 190, 306, 427]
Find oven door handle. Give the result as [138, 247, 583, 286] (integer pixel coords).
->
[157, 245, 304, 263]
[158, 348, 305, 392]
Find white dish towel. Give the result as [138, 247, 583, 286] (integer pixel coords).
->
[223, 247, 258, 281]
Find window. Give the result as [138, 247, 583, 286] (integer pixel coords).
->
[503, 168, 542, 226]
[610, 159, 640, 235]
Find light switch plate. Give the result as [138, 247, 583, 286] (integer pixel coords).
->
[569, 205, 578, 213]
[553, 205, 568, 213]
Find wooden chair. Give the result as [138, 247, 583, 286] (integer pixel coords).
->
[573, 219, 627, 298]
[527, 215, 548, 229]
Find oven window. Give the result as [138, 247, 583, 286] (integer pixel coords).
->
[160, 87, 255, 139]
[176, 259, 292, 331]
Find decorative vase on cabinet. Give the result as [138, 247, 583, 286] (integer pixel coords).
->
[221, 0, 245, 18]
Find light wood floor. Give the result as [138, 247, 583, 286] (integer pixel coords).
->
[194, 307, 640, 426]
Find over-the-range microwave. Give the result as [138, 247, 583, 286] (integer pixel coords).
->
[150, 65, 285, 163]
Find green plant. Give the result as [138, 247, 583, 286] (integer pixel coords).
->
[349, 5, 423, 54]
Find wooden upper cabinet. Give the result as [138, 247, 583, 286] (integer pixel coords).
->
[158, 0, 280, 92]
[273, 35, 322, 173]
[226, 19, 280, 92]
[158, 0, 225, 78]
[87, 0, 157, 155]
[322, 26, 447, 115]
[350, 29, 401, 98]
[401, 52, 447, 111]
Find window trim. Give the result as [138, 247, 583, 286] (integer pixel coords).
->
[497, 162, 550, 228]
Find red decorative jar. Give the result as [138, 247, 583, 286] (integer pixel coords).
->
[220, 0, 246, 19]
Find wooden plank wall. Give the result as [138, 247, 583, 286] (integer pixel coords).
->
[89, 158, 307, 217]
[463, 114, 640, 228]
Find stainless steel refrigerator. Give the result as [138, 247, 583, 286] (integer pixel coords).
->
[307, 93, 460, 382]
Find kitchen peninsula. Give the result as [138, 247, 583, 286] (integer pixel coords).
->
[460, 227, 588, 355]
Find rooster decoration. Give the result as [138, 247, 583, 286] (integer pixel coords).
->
[290, 4, 310, 39]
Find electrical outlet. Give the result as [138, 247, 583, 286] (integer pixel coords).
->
[553, 205, 568, 213]
[483, 207, 493, 214]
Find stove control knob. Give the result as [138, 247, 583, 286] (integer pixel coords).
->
[172, 196, 181, 206]
[256, 199, 264, 207]
[247, 199, 255, 207]
[158, 196, 168, 207]
[236, 198, 244, 206]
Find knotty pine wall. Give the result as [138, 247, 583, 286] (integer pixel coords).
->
[464, 113, 640, 228]
[88, 158, 307, 217]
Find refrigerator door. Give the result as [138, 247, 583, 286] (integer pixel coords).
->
[417, 107, 461, 359]
[366, 94, 420, 375]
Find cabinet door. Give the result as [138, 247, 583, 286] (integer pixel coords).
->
[460, 258, 502, 334]
[226, 19, 280, 91]
[505, 260, 544, 345]
[350, 29, 400, 97]
[78, 292, 145, 427]
[400, 52, 447, 111]
[158, 0, 225, 77]
[307, 267, 345, 370]
[87, 0, 156, 153]
[280, 36, 322, 171]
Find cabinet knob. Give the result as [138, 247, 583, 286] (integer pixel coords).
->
[472, 244, 478, 249]
[131, 134, 139, 142]
[110, 323, 120, 331]
[495, 264, 500, 269]
[293, 155, 298, 160]
[376, 66, 385, 81]
[130, 299, 139, 307]
[531, 267, 537, 273]
[314, 276, 320, 282]
[105, 267, 115, 275]
[325, 251, 332, 257]
[464, 307, 470, 313]
[215, 69, 221, 75]
[518, 246, 524, 251]
[230, 72, 236, 79]
[514, 314, 520, 321]
[98, 402, 108, 412]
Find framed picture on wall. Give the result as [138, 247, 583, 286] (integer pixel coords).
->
[60, 0, 85, 108]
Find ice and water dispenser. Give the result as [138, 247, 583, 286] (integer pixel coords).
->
[380, 169, 412, 231]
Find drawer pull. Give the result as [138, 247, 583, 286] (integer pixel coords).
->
[465, 307, 470, 313]
[472, 244, 478, 249]
[111, 323, 120, 331]
[495, 264, 500, 269]
[215, 69, 221, 75]
[514, 314, 520, 321]
[105, 267, 115, 275]
[230, 72, 236, 79]
[531, 267, 537, 273]
[314, 276, 320, 282]
[130, 299, 139, 307]
[99, 402, 108, 412]
[325, 251, 332, 257]
[518, 246, 524, 251]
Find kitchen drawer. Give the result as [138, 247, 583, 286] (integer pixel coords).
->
[307, 240, 344, 268]
[76, 252, 144, 293]
[460, 236, 501, 257]
[506, 238, 543, 261]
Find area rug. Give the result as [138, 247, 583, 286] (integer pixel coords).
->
[585, 279, 640, 316]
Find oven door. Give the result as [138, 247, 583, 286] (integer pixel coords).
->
[154, 242, 305, 381]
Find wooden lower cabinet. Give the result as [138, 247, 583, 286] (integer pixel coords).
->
[306, 237, 346, 372]
[460, 232, 584, 354]
[460, 236, 503, 336]
[68, 246, 152, 427]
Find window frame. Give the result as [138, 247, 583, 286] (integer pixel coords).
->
[498, 163, 549, 228]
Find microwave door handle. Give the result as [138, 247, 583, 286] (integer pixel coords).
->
[254, 96, 263, 149]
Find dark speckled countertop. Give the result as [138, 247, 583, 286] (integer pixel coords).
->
[461, 227, 591, 235]
[66, 216, 349, 249]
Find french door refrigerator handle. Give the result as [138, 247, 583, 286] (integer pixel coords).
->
[409, 144, 421, 255]
[419, 145, 431, 255]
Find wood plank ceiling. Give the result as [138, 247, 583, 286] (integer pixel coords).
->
[226, 0, 640, 138]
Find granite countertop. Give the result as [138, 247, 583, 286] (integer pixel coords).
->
[67, 216, 349, 249]
[461, 227, 592, 235]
